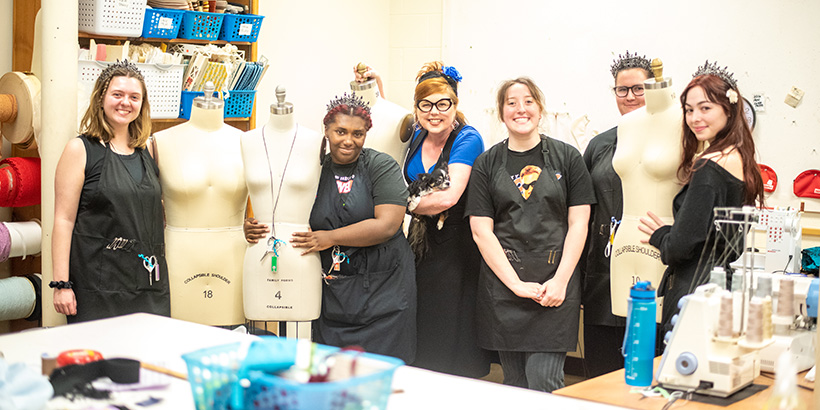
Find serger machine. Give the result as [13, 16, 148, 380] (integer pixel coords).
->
[657, 207, 817, 397]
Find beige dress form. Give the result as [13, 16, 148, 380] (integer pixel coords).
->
[611, 76, 682, 317]
[154, 97, 247, 326]
[350, 79, 412, 164]
[241, 91, 322, 325]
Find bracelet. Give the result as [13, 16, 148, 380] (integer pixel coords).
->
[49, 281, 73, 289]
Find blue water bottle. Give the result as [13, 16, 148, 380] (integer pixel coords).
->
[623, 281, 656, 386]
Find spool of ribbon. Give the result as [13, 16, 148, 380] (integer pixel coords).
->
[0, 275, 38, 321]
[0, 157, 41, 207]
[5, 221, 42, 259]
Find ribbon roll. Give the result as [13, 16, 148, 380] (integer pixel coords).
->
[0, 157, 41, 207]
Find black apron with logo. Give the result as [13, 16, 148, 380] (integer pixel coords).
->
[69, 136, 170, 323]
[310, 149, 416, 363]
[476, 137, 581, 352]
[402, 126, 491, 377]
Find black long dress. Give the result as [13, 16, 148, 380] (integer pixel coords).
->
[69, 135, 170, 323]
[403, 125, 491, 377]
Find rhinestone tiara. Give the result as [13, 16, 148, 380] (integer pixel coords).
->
[326, 92, 371, 114]
[692, 60, 737, 89]
[610, 51, 652, 78]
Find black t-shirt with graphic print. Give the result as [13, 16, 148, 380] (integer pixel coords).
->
[506, 144, 545, 200]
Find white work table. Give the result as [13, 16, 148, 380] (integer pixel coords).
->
[0, 313, 625, 409]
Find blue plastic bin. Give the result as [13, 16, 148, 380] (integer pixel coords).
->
[142, 8, 184, 39]
[218, 14, 264, 42]
[178, 10, 224, 41]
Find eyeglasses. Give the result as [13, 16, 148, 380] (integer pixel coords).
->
[416, 98, 453, 113]
[613, 85, 645, 98]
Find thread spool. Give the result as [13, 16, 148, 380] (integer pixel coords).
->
[777, 277, 795, 317]
[756, 276, 772, 298]
[762, 296, 774, 339]
[718, 290, 734, 338]
[5, 220, 42, 259]
[747, 296, 764, 344]
[0, 276, 37, 321]
[731, 270, 744, 292]
[710, 266, 726, 289]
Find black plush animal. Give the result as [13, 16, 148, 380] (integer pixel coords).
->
[407, 163, 450, 260]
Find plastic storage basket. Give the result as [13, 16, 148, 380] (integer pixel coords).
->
[178, 10, 225, 41]
[78, 0, 148, 37]
[218, 14, 264, 42]
[179, 90, 256, 120]
[182, 338, 403, 410]
[142, 8, 184, 39]
[78, 60, 185, 119]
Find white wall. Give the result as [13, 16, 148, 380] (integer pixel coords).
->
[441, 0, 820, 238]
[255, 0, 393, 136]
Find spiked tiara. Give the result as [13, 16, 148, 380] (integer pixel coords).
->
[610, 51, 652, 78]
[326, 92, 371, 115]
[692, 60, 737, 90]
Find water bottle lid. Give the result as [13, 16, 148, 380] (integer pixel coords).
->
[630, 281, 656, 299]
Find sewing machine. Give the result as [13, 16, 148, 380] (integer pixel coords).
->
[657, 207, 773, 397]
[759, 208, 802, 273]
[656, 283, 771, 397]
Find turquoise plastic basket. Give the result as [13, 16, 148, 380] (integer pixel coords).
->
[218, 14, 264, 42]
[182, 337, 403, 410]
[142, 8, 184, 39]
[178, 10, 224, 40]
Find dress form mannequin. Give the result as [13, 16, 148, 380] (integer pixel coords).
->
[241, 86, 322, 329]
[611, 60, 682, 317]
[350, 63, 413, 164]
[154, 83, 247, 325]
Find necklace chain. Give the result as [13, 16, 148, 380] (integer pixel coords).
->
[261, 124, 299, 239]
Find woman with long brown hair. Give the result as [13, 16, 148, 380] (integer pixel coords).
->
[52, 60, 169, 322]
[639, 61, 764, 338]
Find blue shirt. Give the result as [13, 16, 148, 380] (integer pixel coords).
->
[405, 125, 484, 181]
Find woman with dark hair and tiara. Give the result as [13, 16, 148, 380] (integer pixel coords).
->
[581, 51, 652, 377]
[289, 94, 417, 362]
[52, 60, 170, 323]
[639, 61, 765, 338]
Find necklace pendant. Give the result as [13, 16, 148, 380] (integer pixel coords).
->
[271, 255, 278, 272]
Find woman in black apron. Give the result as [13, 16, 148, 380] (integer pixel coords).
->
[53, 61, 170, 322]
[290, 94, 416, 363]
[402, 62, 490, 377]
[465, 78, 594, 392]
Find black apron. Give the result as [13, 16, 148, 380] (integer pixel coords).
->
[402, 126, 491, 377]
[310, 149, 416, 363]
[476, 137, 581, 352]
[69, 136, 170, 323]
